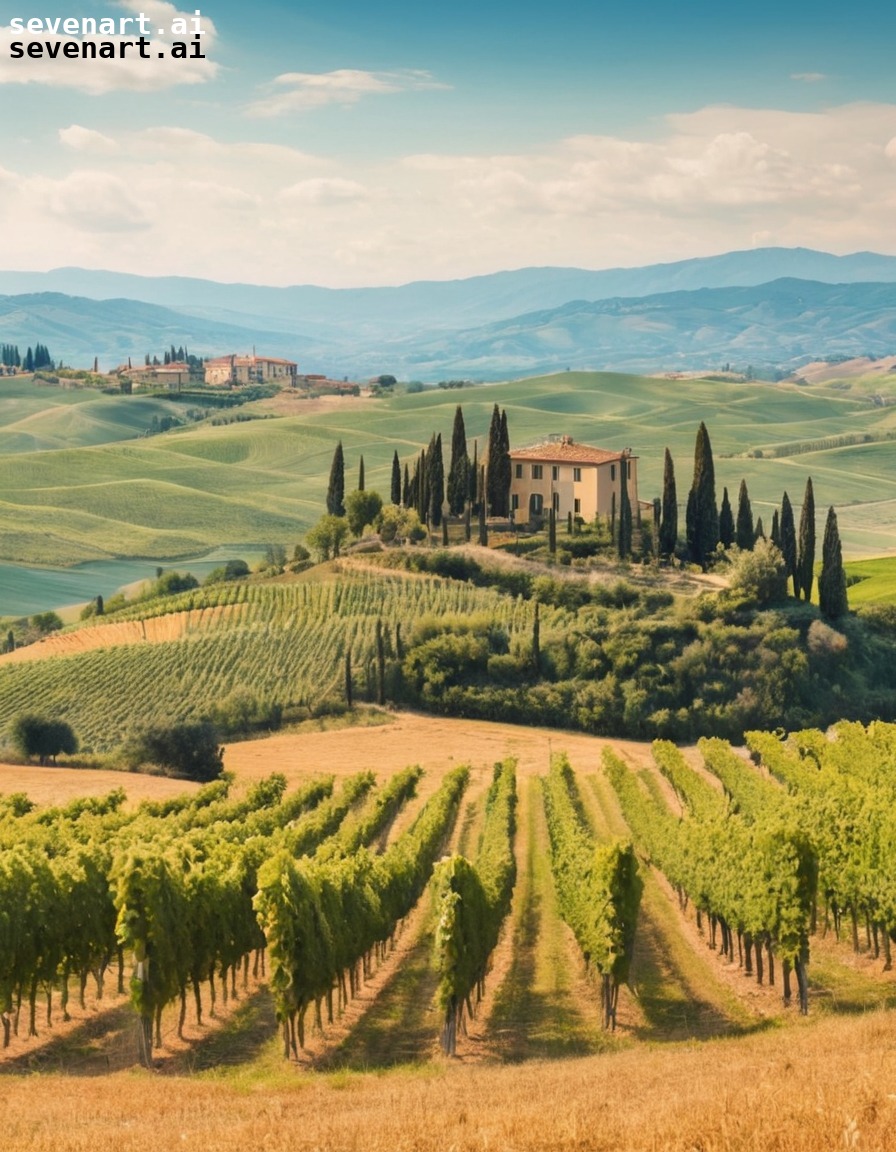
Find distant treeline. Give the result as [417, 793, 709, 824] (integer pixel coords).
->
[1, 343, 54, 371]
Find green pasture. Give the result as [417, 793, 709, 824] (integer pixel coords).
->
[1, 370, 896, 567]
[0, 377, 194, 454]
[843, 556, 896, 605]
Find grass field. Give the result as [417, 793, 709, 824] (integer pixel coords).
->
[843, 555, 896, 605]
[2, 370, 896, 569]
[4, 714, 896, 1151]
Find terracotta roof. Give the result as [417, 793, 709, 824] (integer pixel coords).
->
[511, 438, 636, 465]
[205, 355, 297, 367]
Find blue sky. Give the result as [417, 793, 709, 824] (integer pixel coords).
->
[1, 0, 895, 284]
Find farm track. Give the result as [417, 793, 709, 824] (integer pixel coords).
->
[483, 775, 614, 1061]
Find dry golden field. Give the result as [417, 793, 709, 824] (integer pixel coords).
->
[4, 713, 896, 1151]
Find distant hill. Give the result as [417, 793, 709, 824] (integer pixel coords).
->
[399, 279, 896, 376]
[0, 253, 895, 376]
[0, 292, 308, 368]
[2, 247, 896, 333]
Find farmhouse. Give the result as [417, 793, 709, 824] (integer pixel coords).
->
[204, 354, 297, 387]
[509, 435, 639, 523]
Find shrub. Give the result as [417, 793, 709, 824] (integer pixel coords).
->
[151, 571, 199, 598]
[10, 713, 78, 764]
[125, 721, 224, 782]
[30, 611, 63, 634]
[345, 489, 384, 536]
[204, 559, 250, 584]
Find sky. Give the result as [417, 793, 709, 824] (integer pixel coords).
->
[1, 0, 895, 286]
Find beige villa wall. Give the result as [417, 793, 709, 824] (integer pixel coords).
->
[509, 457, 639, 522]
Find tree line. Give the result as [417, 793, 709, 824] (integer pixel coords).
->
[310, 403, 512, 559]
[659, 422, 847, 620]
[1, 343, 54, 372]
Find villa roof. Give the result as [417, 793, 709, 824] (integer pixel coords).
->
[510, 437, 636, 465]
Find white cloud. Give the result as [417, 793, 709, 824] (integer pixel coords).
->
[791, 72, 827, 83]
[246, 68, 447, 118]
[59, 125, 119, 153]
[0, 1, 218, 93]
[280, 178, 370, 205]
[5, 102, 896, 285]
[37, 170, 152, 231]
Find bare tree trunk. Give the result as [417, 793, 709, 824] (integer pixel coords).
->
[138, 1014, 153, 1068]
[795, 954, 809, 1016]
[782, 959, 792, 1006]
[193, 978, 203, 1025]
[178, 990, 187, 1040]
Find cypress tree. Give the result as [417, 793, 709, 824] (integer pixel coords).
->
[464, 503, 471, 542]
[548, 506, 556, 553]
[345, 651, 353, 709]
[442, 518, 449, 546]
[718, 486, 734, 549]
[447, 406, 470, 516]
[659, 447, 678, 558]
[618, 455, 632, 559]
[754, 516, 765, 542]
[818, 506, 848, 620]
[770, 508, 781, 548]
[469, 440, 478, 511]
[797, 477, 816, 602]
[685, 488, 696, 559]
[486, 404, 501, 515]
[735, 479, 754, 550]
[780, 491, 798, 597]
[23, 347, 34, 373]
[391, 451, 401, 506]
[96, 594, 104, 616]
[689, 422, 718, 569]
[402, 463, 410, 507]
[358, 455, 365, 492]
[428, 433, 444, 527]
[326, 441, 345, 516]
[417, 448, 428, 522]
[498, 409, 511, 516]
[567, 510, 573, 535]
[478, 467, 488, 545]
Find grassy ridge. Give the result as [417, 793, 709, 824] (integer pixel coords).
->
[1, 370, 896, 565]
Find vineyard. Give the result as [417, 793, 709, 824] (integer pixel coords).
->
[0, 568, 551, 750]
[4, 713, 896, 1089]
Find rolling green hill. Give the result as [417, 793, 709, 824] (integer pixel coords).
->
[0, 377, 196, 454]
[1, 369, 896, 569]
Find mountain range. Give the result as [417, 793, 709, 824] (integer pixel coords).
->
[1, 247, 895, 378]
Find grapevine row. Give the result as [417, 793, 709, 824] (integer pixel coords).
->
[432, 758, 517, 1054]
[542, 753, 640, 1030]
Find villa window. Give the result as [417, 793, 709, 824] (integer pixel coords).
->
[532, 465, 543, 480]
